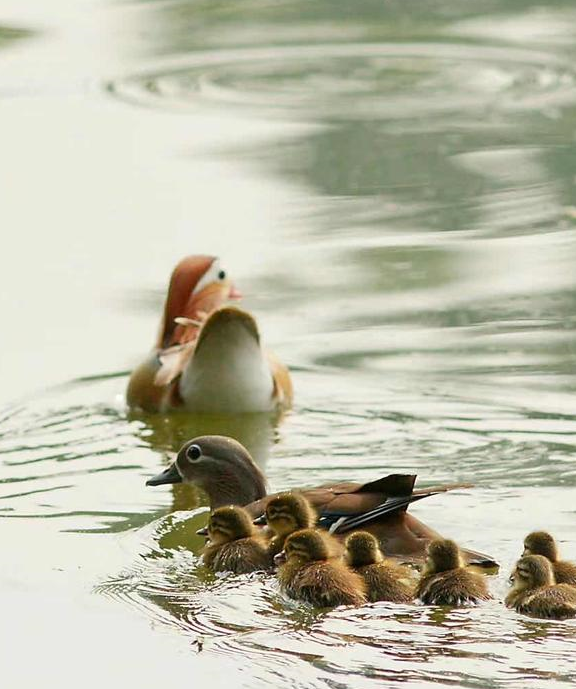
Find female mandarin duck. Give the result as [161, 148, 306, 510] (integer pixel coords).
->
[275, 529, 367, 607]
[344, 532, 414, 603]
[127, 255, 292, 413]
[415, 539, 491, 606]
[146, 435, 498, 568]
[506, 554, 576, 619]
[202, 505, 273, 574]
[521, 531, 576, 586]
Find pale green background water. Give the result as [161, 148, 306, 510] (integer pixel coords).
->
[2, 1, 576, 687]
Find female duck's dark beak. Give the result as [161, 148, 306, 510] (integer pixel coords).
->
[274, 550, 287, 566]
[146, 462, 182, 486]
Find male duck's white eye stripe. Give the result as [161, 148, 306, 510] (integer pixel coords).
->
[192, 258, 227, 295]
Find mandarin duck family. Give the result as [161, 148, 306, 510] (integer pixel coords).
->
[147, 441, 576, 618]
[140, 258, 576, 620]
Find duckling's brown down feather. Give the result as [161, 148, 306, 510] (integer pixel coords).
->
[354, 563, 414, 603]
[278, 560, 367, 607]
[417, 569, 491, 606]
[203, 538, 272, 574]
[511, 585, 576, 620]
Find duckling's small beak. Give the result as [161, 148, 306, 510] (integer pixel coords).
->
[146, 462, 182, 487]
[274, 551, 287, 566]
[253, 514, 267, 526]
[196, 526, 209, 537]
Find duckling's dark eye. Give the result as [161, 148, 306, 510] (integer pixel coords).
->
[186, 444, 202, 462]
[218, 270, 226, 280]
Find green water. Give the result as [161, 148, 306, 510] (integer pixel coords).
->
[2, 1, 576, 686]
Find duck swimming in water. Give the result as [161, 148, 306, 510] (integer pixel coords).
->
[127, 255, 292, 414]
[506, 554, 576, 620]
[203, 505, 273, 574]
[521, 531, 576, 586]
[345, 531, 414, 603]
[146, 435, 498, 568]
[265, 492, 317, 556]
[415, 539, 491, 606]
[275, 528, 366, 607]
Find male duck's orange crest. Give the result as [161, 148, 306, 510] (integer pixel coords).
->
[158, 255, 216, 348]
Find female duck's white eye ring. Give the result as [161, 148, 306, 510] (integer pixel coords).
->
[186, 444, 202, 462]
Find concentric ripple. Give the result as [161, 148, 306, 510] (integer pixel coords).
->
[107, 43, 576, 121]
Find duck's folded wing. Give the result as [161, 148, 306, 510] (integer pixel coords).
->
[154, 342, 195, 386]
[248, 474, 419, 521]
[322, 494, 430, 534]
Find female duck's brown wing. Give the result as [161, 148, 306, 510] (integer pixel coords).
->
[244, 474, 417, 520]
[326, 481, 474, 533]
[247, 475, 470, 531]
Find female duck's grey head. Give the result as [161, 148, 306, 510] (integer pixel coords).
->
[146, 435, 267, 509]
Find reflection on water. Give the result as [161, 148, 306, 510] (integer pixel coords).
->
[3, 0, 576, 687]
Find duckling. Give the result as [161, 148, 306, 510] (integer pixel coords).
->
[203, 505, 273, 574]
[506, 555, 576, 619]
[147, 435, 499, 568]
[522, 531, 576, 585]
[416, 539, 491, 606]
[276, 529, 366, 607]
[344, 532, 414, 603]
[127, 255, 292, 413]
[265, 492, 317, 556]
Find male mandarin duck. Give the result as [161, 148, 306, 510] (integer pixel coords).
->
[127, 255, 292, 413]
[202, 505, 273, 574]
[415, 539, 491, 606]
[522, 531, 576, 586]
[146, 435, 498, 568]
[506, 554, 576, 619]
[344, 531, 414, 603]
[275, 528, 367, 607]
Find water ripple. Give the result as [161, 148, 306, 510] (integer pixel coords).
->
[107, 42, 576, 122]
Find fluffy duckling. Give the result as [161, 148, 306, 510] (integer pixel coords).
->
[276, 529, 366, 607]
[522, 531, 576, 586]
[416, 539, 491, 606]
[345, 532, 414, 603]
[203, 505, 273, 574]
[265, 492, 317, 556]
[506, 554, 576, 619]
